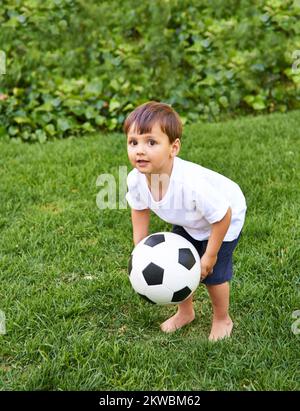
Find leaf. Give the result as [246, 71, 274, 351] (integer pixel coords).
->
[57, 118, 71, 131]
[252, 101, 266, 110]
[107, 118, 118, 130]
[45, 124, 56, 136]
[8, 126, 19, 136]
[109, 100, 121, 112]
[13, 116, 32, 124]
[35, 102, 53, 112]
[84, 81, 103, 95]
[243, 95, 255, 105]
[95, 115, 105, 125]
[84, 107, 97, 120]
[219, 96, 229, 108]
[123, 103, 134, 111]
[63, 99, 81, 108]
[82, 122, 95, 132]
[35, 129, 47, 143]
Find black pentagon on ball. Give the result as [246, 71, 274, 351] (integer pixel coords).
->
[128, 254, 133, 276]
[172, 286, 192, 303]
[142, 262, 164, 285]
[137, 293, 156, 304]
[178, 248, 196, 270]
[144, 234, 165, 247]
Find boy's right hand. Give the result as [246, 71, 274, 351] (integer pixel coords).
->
[200, 252, 217, 281]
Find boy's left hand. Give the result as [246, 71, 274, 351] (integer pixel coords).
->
[200, 252, 217, 281]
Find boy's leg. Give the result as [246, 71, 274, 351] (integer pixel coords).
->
[160, 294, 195, 333]
[206, 281, 233, 341]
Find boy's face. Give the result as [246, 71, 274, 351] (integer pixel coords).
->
[127, 121, 180, 175]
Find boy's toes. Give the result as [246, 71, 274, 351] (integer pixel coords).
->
[160, 311, 195, 333]
[208, 318, 233, 341]
[160, 317, 178, 333]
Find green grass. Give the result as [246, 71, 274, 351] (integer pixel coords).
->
[0, 110, 299, 391]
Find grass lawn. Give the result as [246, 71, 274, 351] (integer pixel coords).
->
[0, 110, 299, 391]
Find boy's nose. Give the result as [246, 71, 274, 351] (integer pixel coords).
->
[136, 144, 146, 155]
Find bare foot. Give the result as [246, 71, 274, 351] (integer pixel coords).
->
[209, 317, 233, 341]
[160, 310, 195, 333]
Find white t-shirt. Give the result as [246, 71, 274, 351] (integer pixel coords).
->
[126, 156, 247, 241]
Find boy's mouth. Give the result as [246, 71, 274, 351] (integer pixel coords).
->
[136, 159, 150, 166]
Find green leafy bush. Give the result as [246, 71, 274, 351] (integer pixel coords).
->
[0, 0, 299, 142]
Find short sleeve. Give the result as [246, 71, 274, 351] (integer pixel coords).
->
[194, 179, 230, 224]
[126, 171, 148, 210]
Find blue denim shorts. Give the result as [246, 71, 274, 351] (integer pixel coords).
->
[172, 225, 242, 286]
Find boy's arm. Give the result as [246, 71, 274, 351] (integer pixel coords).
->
[201, 207, 232, 280]
[206, 206, 232, 257]
[131, 208, 151, 246]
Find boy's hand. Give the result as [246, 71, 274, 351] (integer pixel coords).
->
[200, 252, 217, 281]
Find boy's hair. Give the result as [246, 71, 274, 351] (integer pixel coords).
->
[123, 101, 182, 143]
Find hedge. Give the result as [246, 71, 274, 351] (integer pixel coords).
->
[0, 0, 299, 142]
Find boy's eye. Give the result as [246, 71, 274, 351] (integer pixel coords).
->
[128, 139, 156, 146]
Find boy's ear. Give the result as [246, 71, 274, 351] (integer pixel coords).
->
[171, 138, 181, 157]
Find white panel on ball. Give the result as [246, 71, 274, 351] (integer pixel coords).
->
[145, 285, 174, 305]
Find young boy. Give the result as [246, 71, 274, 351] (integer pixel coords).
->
[123, 101, 247, 341]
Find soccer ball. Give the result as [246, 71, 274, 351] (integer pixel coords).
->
[128, 232, 201, 305]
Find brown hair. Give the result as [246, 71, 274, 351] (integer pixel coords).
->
[123, 101, 182, 143]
